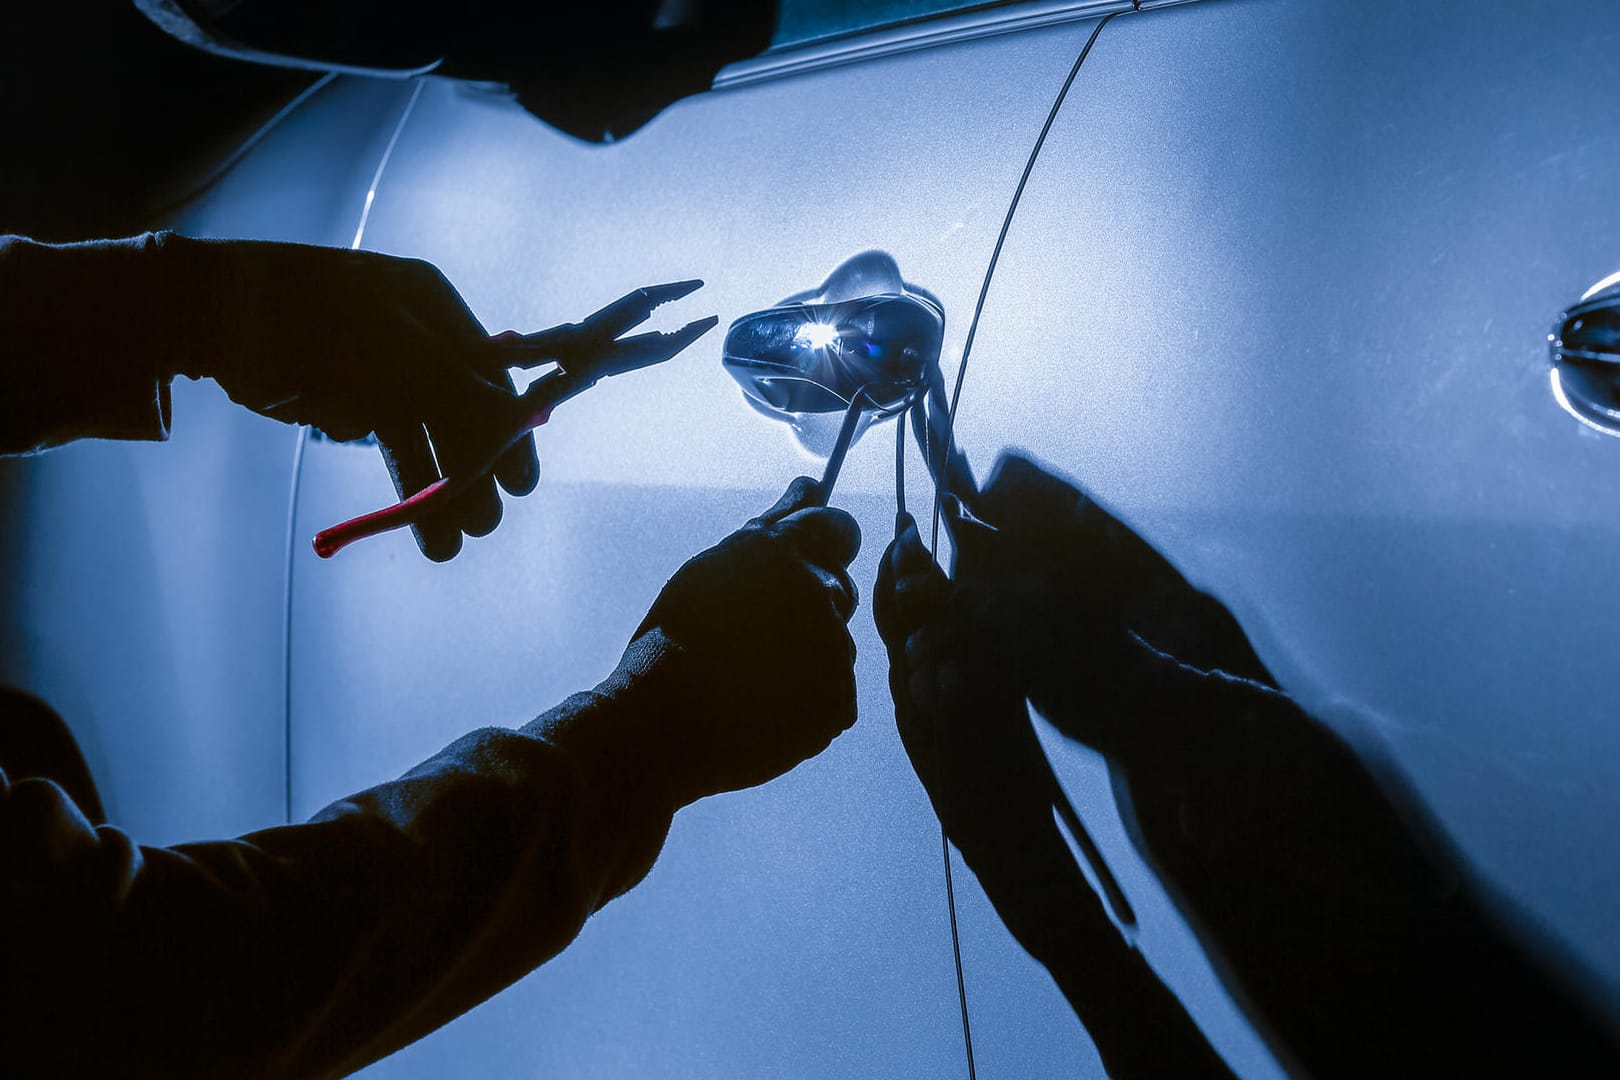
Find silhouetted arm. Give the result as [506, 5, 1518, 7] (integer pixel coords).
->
[0, 231, 552, 559]
[0, 234, 178, 452]
[1081, 640, 1620, 1076]
[875, 516, 1232, 1078]
[2, 477, 863, 1077]
[1, 685, 680, 1078]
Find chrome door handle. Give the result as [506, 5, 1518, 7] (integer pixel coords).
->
[1550, 282, 1620, 435]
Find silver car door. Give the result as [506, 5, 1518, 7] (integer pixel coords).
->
[282, 10, 1130, 1077]
[958, 0, 1620, 1068]
[0, 77, 420, 845]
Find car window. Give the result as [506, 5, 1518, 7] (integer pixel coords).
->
[772, 0, 1010, 48]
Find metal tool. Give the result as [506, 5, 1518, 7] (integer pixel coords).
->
[811, 382, 931, 510]
[313, 280, 717, 558]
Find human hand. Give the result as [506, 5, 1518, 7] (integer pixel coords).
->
[172, 238, 538, 561]
[873, 514, 1234, 1075]
[939, 456, 1446, 898]
[873, 512, 1078, 904]
[937, 452, 1273, 756]
[589, 477, 862, 807]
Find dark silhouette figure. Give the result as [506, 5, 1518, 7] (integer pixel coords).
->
[1, 234, 863, 1075]
[133, 0, 781, 143]
[875, 448, 1620, 1076]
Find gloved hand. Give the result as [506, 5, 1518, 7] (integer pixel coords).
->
[925, 452, 1273, 761]
[880, 452, 1620, 1076]
[166, 236, 539, 561]
[873, 511, 1234, 1076]
[874, 512, 1092, 943]
[926, 454, 1408, 865]
[577, 477, 862, 809]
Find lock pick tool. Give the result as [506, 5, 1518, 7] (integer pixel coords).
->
[313, 280, 717, 558]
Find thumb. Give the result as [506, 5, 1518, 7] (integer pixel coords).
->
[754, 476, 826, 526]
[775, 505, 862, 570]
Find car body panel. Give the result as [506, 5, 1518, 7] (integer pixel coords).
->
[0, 77, 423, 843]
[963, 0, 1620, 1018]
[0, 387, 293, 844]
[283, 22, 1113, 1076]
[7, 0, 1619, 1074]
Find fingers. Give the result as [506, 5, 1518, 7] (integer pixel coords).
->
[774, 505, 861, 571]
[891, 513, 930, 572]
[430, 388, 511, 544]
[876, 514, 943, 650]
[398, 257, 488, 342]
[456, 474, 506, 539]
[873, 529, 903, 649]
[482, 358, 541, 498]
[904, 623, 964, 717]
[417, 373, 538, 553]
[744, 501, 863, 626]
[494, 430, 541, 498]
[890, 517, 945, 612]
[764, 503, 861, 654]
[818, 568, 860, 624]
[395, 262, 536, 541]
[307, 252, 548, 561]
[890, 567, 948, 632]
[377, 423, 463, 562]
[806, 631, 860, 735]
[755, 476, 825, 526]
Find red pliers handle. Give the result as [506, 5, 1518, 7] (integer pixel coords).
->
[313, 280, 717, 559]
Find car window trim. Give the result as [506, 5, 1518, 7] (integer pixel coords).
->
[715, 0, 1202, 89]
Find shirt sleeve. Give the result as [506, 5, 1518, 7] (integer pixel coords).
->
[0, 689, 676, 1079]
[0, 233, 181, 454]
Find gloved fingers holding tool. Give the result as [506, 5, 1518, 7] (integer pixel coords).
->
[157, 239, 540, 560]
[574, 476, 862, 811]
[876, 502, 1136, 928]
[873, 509, 1233, 1077]
[310, 274, 716, 560]
[368, 258, 539, 562]
[156, 236, 715, 561]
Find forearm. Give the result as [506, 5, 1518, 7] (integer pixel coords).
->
[3, 689, 676, 1079]
[0, 233, 196, 452]
[1052, 946, 1233, 1079]
[245, 692, 678, 1076]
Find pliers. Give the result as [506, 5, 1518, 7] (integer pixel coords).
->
[313, 280, 717, 558]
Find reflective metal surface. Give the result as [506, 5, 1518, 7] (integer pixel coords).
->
[12, 0, 1618, 1074]
[284, 20, 1110, 1076]
[1550, 282, 1620, 435]
[0, 77, 419, 843]
[719, 0, 1136, 88]
[963, 0, 1620, 1039]
[723, 292, 939, 415]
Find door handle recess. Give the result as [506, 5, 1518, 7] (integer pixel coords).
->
[1550, 281, 1620, 435]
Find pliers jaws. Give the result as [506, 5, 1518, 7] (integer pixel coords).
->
[501, 279, 718, 384]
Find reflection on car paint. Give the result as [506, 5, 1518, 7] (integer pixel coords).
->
[1548, 279, 1620, 436]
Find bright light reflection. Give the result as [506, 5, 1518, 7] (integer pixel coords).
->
[796, 322, 839, 350]
[1550, 367, 1620, 437]
[1580, 268, 1620, 302]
